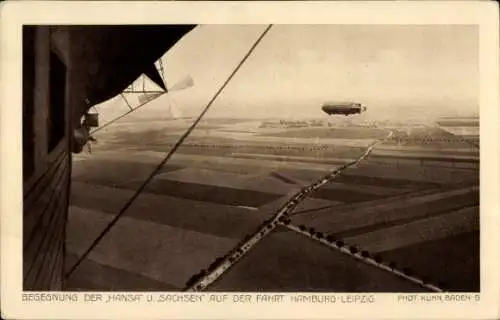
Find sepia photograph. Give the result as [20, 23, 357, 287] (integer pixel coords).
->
[23, 23, 480, 293]
[1, 1, 499, 319]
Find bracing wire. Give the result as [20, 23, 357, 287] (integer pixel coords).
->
[91, 59, 173, 134]
[159, 59, 166, 90]
[90, 92, 165, 135]
[90, 95, 161, 134]
[65, 24, 274, 279]
[120, 93, 134, 112]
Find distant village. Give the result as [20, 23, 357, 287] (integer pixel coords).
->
[257, 118, 437, 130]
[258, 119, 380, 129]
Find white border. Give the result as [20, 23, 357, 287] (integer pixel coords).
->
[1, 1, 499, 319]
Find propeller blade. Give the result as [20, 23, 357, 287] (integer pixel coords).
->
[138, 92, 163, 104]
[169, 75, 194, 91]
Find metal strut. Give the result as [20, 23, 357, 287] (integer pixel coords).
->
[158, 59, 167, 91]
[120, 93, 134, 111]
[90, 92, 166, 135]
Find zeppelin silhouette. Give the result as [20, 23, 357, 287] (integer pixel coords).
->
[322, 102, 367, 116]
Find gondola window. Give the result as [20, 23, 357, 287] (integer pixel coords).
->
[22, 27, 35, 181]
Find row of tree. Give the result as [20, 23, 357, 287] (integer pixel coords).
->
[277, 216, 435, 283]
[185, 214, 444, 290]
[185, 216, 285, 289]
[295, 223, 390, 263]
[293, 223, 446, 288]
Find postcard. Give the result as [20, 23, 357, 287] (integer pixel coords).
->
[1, 1, 499, 319]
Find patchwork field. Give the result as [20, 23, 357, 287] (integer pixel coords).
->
[65, 117, 479, 292]
[209, 227, 425, 292]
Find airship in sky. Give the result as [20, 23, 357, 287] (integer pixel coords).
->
[322, 101, 367, 116]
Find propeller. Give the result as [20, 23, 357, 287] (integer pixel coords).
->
[168, 74, 194, 92]
[137, 74, 194, 104]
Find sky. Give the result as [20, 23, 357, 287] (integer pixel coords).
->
[109, 24, 479, 122]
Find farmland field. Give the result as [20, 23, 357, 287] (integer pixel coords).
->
[65, 116, 480, 292]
